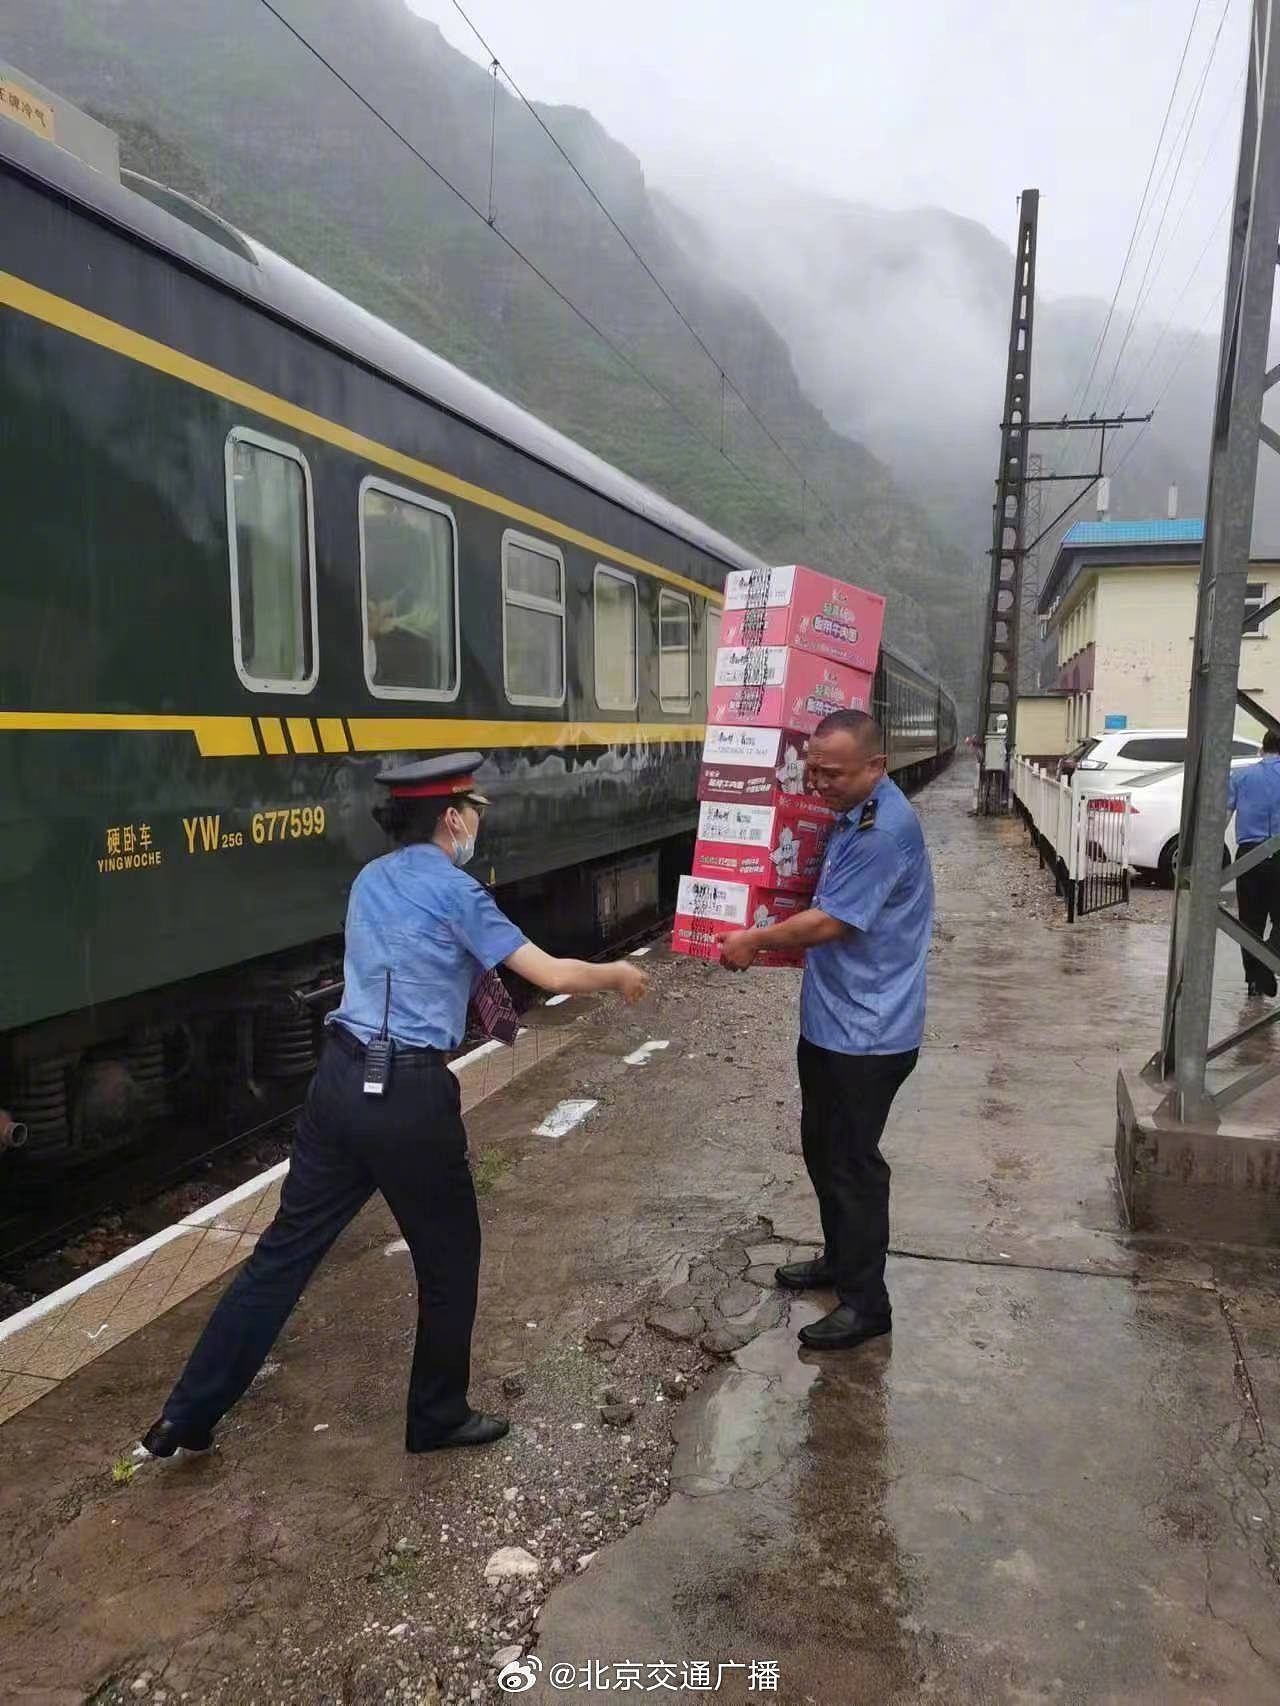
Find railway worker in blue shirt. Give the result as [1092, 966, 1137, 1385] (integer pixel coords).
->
[140, 753, 648, 1461]
[1229, 728, 1280, 998]
[720, 709, 933, 1351]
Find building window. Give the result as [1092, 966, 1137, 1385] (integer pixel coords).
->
[706, 607, 722, 708]
[1244, 582, 1269, 636]
[502, 531, 566, 707]
[593, 566, 638, 712]
[226, 429, 318, 694]
[359, 479, 459, 700]
[658, 588, 692, 711]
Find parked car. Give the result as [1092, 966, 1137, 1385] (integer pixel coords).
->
[1123, 758, 1258, 884]
[1058, 728, 1261, 788]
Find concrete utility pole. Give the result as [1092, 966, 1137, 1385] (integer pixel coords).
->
[1154, 0, 1280, 1119]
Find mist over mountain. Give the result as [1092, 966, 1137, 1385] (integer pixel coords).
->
[5, 0, 993, 715]
[659, 176, 1276, 613]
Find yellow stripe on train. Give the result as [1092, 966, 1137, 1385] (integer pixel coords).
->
[0, 712, 707, 758]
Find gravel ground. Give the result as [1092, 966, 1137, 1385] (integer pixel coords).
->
[14, 760, 1179, 1706]
[87, 1213, 801, 1706]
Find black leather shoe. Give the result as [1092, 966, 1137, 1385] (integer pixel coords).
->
[797, 1305, 891, 1350]
[408, 1411, 510, 1453]
[775, 1257, 835, 1290]
[138, 1417, 213, 1458]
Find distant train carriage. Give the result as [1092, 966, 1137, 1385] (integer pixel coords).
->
[0, 103, 955, 1165]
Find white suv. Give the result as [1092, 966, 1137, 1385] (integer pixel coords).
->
[1058, 727, 1261, 788]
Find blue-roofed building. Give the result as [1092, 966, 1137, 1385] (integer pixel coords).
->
[1036, 517, 1279, 746]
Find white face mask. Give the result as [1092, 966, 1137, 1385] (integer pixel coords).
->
[447, 812, 476, 868]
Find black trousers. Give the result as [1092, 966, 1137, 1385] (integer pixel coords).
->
[163, 1032, 480, 1448]
[1236, 843, 1280, 995]
[797, 1037, 918, 1315]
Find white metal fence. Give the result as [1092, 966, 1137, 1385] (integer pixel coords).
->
[1009, 758, 1132, 920]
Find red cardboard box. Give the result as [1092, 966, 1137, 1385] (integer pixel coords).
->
[698, 724, 831, 813]
[709, 647, 873, 735]
[672, 875, 807, 967]
[692, 800, 832, 893]
[722, 565, 885, 674]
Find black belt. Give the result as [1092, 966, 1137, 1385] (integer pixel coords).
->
[326, 1023, 446, 1069]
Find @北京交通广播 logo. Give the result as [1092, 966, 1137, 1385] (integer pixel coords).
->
[497, 1655, 542, 1692]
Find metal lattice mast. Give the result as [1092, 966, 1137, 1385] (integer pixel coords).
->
[1156, 0, 1280, 1119]
[978, 189, 1039, 813]
[1021, 452, 1044, 692]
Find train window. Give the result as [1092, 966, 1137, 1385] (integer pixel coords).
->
[502, 531, 566, 707]
[359, 479, 460, 701]
[225, 429, 318, 693]
[706, 606, 722, 709]
[594, 566, 638, 712]
[658, 589, 693, 712]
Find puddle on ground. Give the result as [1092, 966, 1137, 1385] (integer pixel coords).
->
[671, 1310, 822, 1497]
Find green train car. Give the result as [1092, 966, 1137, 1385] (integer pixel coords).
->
[0, 103, 954, 1163]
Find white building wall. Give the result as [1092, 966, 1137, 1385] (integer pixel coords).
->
[1091, 567, 1197, 732]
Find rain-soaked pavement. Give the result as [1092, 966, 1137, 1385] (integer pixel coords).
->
[4, 757, 1280, 1705]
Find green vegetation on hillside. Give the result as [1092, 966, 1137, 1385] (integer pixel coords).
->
[7, 0, 986, 708]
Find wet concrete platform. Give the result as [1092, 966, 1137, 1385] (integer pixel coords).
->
[3, 758, 1280, 1704]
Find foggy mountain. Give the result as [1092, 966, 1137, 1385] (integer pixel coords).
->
[4, 0, 988, 713]
[660, 178, 1280, 602]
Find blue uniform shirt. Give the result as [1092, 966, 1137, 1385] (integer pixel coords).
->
[800, 776, 934, 1056]
[329, 844, 527, 1050]
[1229, 754, 1280, 845]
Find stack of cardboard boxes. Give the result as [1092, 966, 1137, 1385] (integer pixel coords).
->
[673, 565, 886, 966]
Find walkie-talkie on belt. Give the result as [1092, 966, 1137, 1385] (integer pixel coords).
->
[362, 970, 394, 1096]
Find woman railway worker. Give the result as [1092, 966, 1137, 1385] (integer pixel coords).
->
[140, 752, 648, 1459]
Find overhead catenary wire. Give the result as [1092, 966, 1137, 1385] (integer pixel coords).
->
[253, 0, 879, 574]
[1059, 0, 1206, 429]
[1110, 68, 1243, 409]
[1043, 0, 1235, 533]
[1096, 0, 1235, 414]
[1119, 191, 1231, 414]
[445, 0, 857, 553]
[1113, 284, 1226, 479]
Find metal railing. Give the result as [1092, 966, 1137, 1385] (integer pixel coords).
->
[1010, 757, 1132, 920]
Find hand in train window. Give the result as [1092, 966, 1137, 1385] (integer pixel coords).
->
[360, 481, 459, 700]
[226, 430, 317, 693]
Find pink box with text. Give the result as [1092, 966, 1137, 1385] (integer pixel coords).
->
[691, 799, 833, 894]
[720, 565, 885, 674]
[709, 647, 873, 736]
[671, 876, 807, 967]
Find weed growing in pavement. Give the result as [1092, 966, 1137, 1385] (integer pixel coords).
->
[471, 1147, 512, 1195]
[110, 1457, 136, 1486]
[370, 1546, 420, 1584]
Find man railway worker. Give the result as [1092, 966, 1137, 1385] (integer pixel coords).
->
[140, 753, 648, 1461]
[1229, 727, 1280, 998]
[720, 709, 933, 1352]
